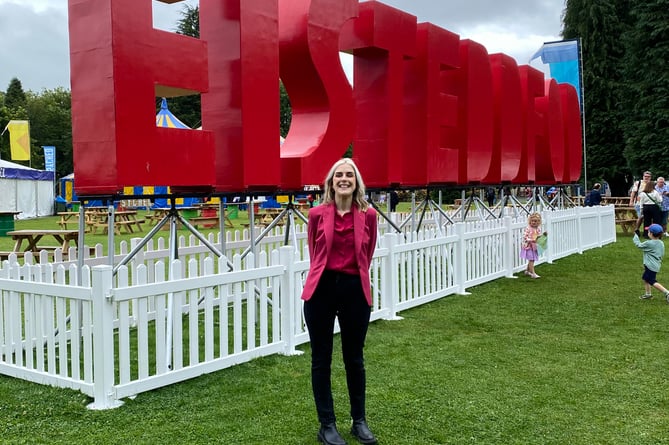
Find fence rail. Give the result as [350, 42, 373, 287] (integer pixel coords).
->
[0, 206, 615, 408]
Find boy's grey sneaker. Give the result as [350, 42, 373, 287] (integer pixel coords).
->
[665, 293, 669, 303]
[640, 294, 653, 300]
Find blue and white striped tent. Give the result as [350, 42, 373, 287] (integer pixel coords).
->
[155, 98, 189, 129]
[143, 98, 199, 207]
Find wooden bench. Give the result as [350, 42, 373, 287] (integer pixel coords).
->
[189, 216, 220, 229]
[90, 219, 146, 235]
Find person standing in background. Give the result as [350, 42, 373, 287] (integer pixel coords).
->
[486, 187, 496, 207]
[630, 171, 652, 233]
[389, 190, 399, 213]
[586, 183, 602, 206]
[302, 158, 379, 445]
[655, 177, 669, 235]
[638, 180, 662, 238]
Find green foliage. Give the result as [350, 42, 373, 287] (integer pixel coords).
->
[2, 238, 669, 444]
[0, 86, 72, 174]
[562, 0, 669, 195]
[175, 3, 199, 38]
[621, 0, 669, 177]
[562, 0, 634, 195]
[24, 89, 73, 177]
[280, 81, 291, 138]
[4, 77, 27, 110]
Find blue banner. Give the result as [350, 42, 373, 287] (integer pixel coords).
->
[530, 39, 581, 108]
[43, 146, 56, 172]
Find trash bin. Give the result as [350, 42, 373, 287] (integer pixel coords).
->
[0, 212, 17, 237]
[55, 196, 67, 213]
[181, 208, 198, 220]
[227, 206, 238, 219]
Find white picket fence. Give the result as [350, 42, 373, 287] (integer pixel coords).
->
[0, 206, 615, 409]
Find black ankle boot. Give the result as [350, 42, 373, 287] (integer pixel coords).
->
[318, 423, 347, 445]
[351, 419, 377, 444]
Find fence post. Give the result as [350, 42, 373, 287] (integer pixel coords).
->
[454, 222, 470, 295]
[543, 211, 555, 264]
[597, 206, 605, 247]
[575, 206, 584, 254]
[381, 233, 402, 320]
[279, 246, 301, 356]
[503, 216, 517, 278]
[88, 265, 123, 410]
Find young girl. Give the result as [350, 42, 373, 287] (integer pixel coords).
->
[520, 212, 544, 278]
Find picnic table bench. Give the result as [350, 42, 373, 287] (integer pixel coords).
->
[4, 230, 80, 260]
[615, 207, 638, 234]
[88, 210, 145, 235]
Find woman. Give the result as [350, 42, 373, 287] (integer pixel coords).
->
[639, 180, 662, 238]
[302, 158, 378, 445]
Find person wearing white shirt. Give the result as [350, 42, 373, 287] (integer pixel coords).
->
[638, 180, 663, 238]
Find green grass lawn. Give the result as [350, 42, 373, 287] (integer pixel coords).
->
[1, 231, 668, 444]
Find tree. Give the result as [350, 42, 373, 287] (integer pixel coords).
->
[5, 77, 27, 111]
[0, 79, 29, 162]
[280, 81, 291, 137]
[562, 0, 636, 195]
[175, 3, 199, 38]
[621, 0, 669, 178]
[25, 88, 73, 178]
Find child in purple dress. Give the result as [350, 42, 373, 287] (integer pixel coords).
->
[520, 212, 545, 278]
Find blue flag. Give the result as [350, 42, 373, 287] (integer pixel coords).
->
[42, 146, 56, 172]
[530, 39, 581, 107]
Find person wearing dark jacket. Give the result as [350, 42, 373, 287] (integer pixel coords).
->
[586, 183, 602, 206]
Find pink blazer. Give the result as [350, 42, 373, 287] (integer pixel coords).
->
[301, 202, 378, 306]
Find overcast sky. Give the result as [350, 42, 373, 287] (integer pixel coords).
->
[0, 0, 563, 93]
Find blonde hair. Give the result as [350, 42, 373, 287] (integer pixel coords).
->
[528, 212, 542, 225]
[322, 158, 369, 211]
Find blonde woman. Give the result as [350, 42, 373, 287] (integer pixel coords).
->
[302, 158, 379, 445]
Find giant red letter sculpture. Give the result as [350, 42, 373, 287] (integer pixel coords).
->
[341, 1, 417, 188]
[68, 0, 214, 195]
[278, 0, 358, 190]
[200, 0, 281, 193]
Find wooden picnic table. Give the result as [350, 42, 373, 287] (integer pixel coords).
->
[189, 205, 234, 229]
[148, 207, 233, 229]
[6, 229, 79, 254]
[89, 210, 145, 235]
[603, 196, 632, 207]
[57, 211, 95, 231]
[614, 206, 638, 234]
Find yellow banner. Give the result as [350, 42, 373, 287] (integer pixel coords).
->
[7, 120, 30, 161]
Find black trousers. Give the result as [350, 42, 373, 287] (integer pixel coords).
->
[303, 270, 371, 425]
[643, 204, 662, 237]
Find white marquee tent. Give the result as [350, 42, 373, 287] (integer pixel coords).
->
[0, 159, 55, 219]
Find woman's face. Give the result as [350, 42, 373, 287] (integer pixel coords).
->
[332, 163, 356, 198]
